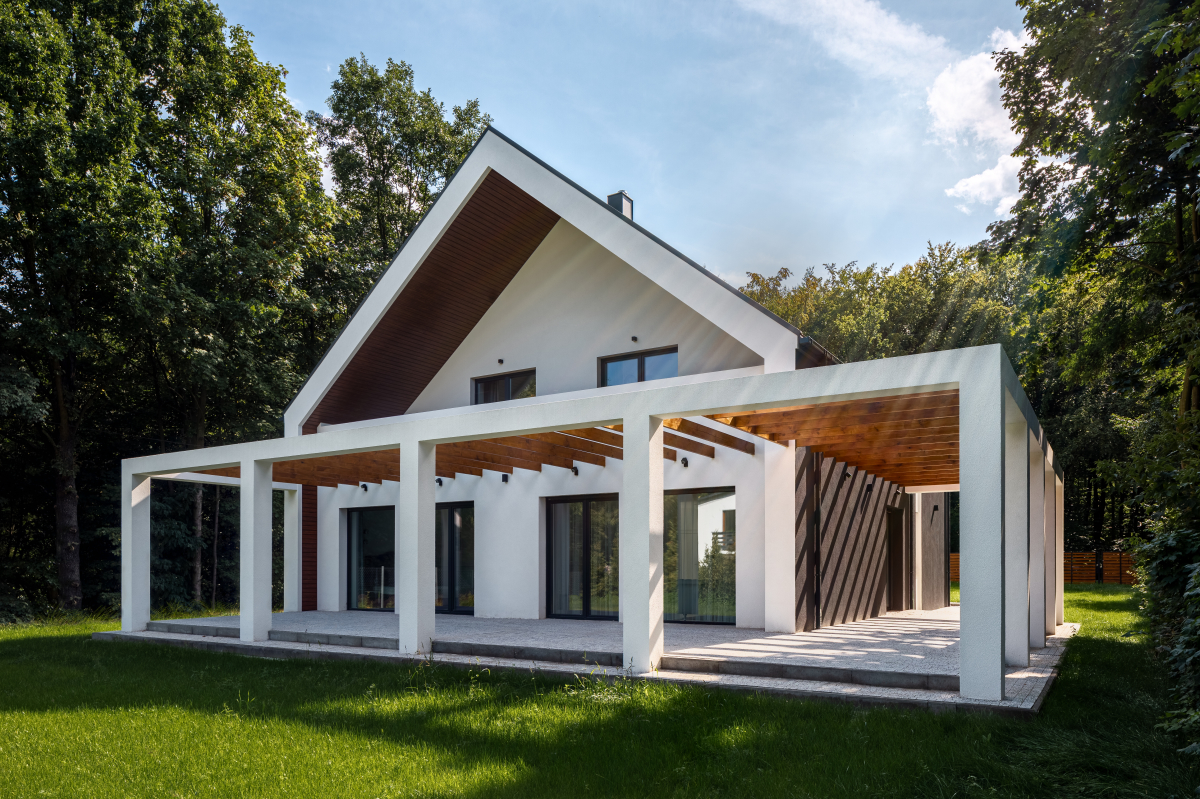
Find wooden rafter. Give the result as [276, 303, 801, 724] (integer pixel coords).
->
[707, 389, 960, 488]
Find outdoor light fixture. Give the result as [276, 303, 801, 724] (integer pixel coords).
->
[360, 483, 368, 492]
[865, 483, 873, 494]
[502, 474, 509, 483]
[436, 478, 443, 487]
[571, 466, 579, 476]
[631, 336, 638, 342]
[681, 457, 689, 467]
[498, 358, 504, 364]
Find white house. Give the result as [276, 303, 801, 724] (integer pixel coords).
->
[117, 128, 1065, 705]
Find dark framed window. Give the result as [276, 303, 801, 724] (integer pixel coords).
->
[472, 369, 536, 405]
[599, 347, 678, 387]
[664, 488, 736, 624]
[546, 494, 620, 620]
[436, 502, 475, 614]
[347, 507, 395, 611]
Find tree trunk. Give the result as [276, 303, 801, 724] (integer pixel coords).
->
[188, 392, 207, 604]
[192, 484, 204, 604]
[211, 487, 221, 608]
[51, 356, 82, 610]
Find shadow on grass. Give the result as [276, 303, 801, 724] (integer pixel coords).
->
[0, 594, 1195, 798]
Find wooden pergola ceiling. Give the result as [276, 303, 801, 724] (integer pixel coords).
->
[198, 418, 755, 485]
[708, 389, 959, 487]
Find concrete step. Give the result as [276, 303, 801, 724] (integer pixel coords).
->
[146, 620, 622, 667]
[658, 653, 959, 691]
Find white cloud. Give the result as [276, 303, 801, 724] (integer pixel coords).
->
[739, 1, 1029, 217]
[945, 154, 1021, 215]
[737, 0, 954, 84]
[926, 28, 1028, 149]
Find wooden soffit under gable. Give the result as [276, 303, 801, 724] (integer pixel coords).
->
[302, 170, 561, 432]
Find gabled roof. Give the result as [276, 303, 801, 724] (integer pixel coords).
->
[284, 127, 806, 436]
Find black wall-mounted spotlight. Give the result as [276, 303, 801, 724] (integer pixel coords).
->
[436, 478, 443, 487]
[681, 457, 689, 468]
[501, 474, 509, 483]
[571, 466, 579, 476]
[497, 358, 504, 364]
[631, 336, 638, 342]
[360, 483, 368, 492]
[865, 483, 873, 494]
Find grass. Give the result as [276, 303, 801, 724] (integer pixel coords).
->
[0, 586, 1194, 798]
[951, 581, 960, 603]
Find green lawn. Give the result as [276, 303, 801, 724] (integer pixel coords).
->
[0, 586, 1194, 798]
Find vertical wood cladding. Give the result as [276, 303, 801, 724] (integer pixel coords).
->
[795, 453, 905, 628]
[304, 171, 561, 429]
[920, 492, 949, 610]
[795, 447, 819, 631]
[301, 484, 318, 611]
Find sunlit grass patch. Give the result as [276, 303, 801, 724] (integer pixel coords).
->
[0, 585, 1194, 798]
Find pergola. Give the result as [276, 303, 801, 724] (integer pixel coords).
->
[123, 345, 1062, 703]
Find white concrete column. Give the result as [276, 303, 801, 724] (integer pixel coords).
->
[620, 412, 664, 673]
[764, 440, 797, 634]
[959, 359, 1006, 701]
[1044, 460, 1056, 636]
[1003, 417, 1029, 666]
[397, 441, 435, 654]
[1028, 440, 1046, 650]
[240, 459, 274, 642]
[121, 471, 152, 632]
[1055, 474, 1065, 626]
[282, 488, 300, 613]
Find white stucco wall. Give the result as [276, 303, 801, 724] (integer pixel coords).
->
[314, 426, 770, 628]
[405, 220, 763, 414]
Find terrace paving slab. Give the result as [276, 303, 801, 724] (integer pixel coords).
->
[94, 618, 1078, 716]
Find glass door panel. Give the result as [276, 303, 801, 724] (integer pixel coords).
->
[348, 507, 395, 611]
[664, 490, 735, 624]
[549, 502, 585, 616]
[435, 508, 450, 610]
[435, 502, 475, 614]
[588, 499, 619, 619]
[455, 506, 475, 609]
[548, 496, 618, 619]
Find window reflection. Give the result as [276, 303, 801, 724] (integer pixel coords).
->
[664, 490, 735, 624]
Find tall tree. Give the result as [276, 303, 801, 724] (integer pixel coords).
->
[306, 56, 490, 274]
[0, 2, 153, 609]
[134, 7, 342, 603]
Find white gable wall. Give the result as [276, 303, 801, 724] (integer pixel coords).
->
[407, 220, 763, 414]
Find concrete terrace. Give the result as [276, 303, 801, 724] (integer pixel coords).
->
[95, 608, 1078, 716]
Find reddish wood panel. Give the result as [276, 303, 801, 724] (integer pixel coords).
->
[302, 171, 561, 431]
[301, 484, 318, 611]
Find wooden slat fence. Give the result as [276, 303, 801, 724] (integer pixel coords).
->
[948, 552, 1134, 585]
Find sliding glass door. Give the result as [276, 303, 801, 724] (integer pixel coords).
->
[435, 503, 475, 614]
[664, 489, 736, 624]
[547, 495, 619, 619]
[347, 507, 395, 611]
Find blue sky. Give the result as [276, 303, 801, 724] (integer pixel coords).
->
[219, 0, 1027, 287]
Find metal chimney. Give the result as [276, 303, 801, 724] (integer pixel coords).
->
[607, 190, 633, 220]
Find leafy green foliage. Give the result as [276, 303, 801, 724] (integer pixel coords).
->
[741, 243, 1025, 363]
[306, 55, 490, 274]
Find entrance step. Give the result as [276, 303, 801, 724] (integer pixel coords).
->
[658, 654, 959, 691]
[146, 620, 622, 666]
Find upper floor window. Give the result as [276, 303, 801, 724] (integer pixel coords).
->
[600, 347, 678, 387]
[473, 369, 536, 405]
